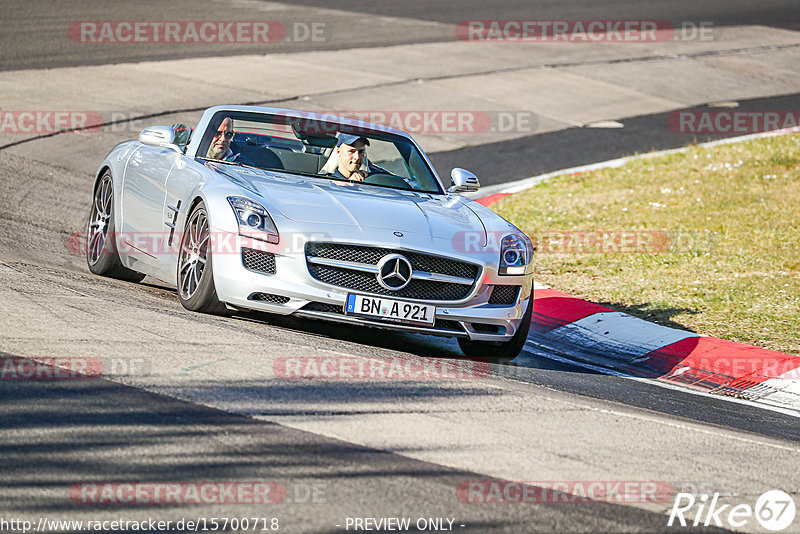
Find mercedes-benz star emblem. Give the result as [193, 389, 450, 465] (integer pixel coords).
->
[376, 254, 413, 291]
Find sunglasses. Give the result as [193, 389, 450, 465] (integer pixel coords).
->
[214, 130, 235, 140]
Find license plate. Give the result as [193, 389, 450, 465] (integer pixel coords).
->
[345, 294, 435, 326]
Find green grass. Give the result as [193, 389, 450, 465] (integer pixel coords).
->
[494, 134, 800, 355]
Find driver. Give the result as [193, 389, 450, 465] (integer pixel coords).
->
[329, 134, 371, 181]
[324, 133, 395, 181]
[322, 133, 420, 189]
[205, 117, 254, 165]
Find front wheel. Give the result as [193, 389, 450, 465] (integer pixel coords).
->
[458, 288, 533, 359]
[177, 201, 228, 315]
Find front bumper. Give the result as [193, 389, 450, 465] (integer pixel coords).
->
[211, 231, 533, 341]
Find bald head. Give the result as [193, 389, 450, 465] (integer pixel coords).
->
[206, 117, 234, 159]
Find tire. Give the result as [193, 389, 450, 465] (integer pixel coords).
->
[177, 201, 228, 315]
[86, 171, 146, 282]
[458, 288, 533, 359]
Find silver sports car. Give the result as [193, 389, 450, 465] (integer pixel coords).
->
[86, 105, 534, 358]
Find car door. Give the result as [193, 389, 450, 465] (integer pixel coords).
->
[160, 159, 206, 286]
[120, 145, 181, 275]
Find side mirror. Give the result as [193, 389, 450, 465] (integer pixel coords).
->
[448, 168, 480, 193]
[171, 123, 192, 148]
[139, 126, 183, 153]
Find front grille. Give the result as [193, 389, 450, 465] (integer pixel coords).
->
[242, 248, 276, 274]
[306, 243, 479, 279]
[305, 243, 480, 301]
[300, 302, 464, 333]
[249, 292, 290, 304]
[488, 285, 520, 305]
[308, 266, 473, 301]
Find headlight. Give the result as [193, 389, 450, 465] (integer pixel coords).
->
[499, 234, 532, 275]
[227, 196, 279, 244]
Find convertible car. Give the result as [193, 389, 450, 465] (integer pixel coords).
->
[86, 105, 534, 357]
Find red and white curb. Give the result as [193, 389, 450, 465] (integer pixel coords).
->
[475, 127, 800, 414]
[517, 283, 800, 415]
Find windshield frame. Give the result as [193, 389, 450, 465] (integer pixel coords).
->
[195, 109, 446, 195]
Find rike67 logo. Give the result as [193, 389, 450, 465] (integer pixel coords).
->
[669, 490, 796, 531]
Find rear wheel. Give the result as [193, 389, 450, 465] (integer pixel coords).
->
[177, 201, 228, 315]
[86, 171, 145, 282]
[458, 288, 533, 359]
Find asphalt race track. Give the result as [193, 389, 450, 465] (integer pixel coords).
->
[0, 1, 799, 533]
[3, 0, 799, 70]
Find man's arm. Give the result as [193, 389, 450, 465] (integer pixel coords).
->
[227, 152, 256, 167]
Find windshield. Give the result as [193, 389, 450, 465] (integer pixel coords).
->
[197, 111, 444, 194]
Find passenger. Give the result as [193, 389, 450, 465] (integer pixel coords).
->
[205, 117, 254, 166]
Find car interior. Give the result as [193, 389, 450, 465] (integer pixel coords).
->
[231, 134, 327, 174]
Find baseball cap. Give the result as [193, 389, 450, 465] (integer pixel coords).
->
[337, 133, 370, 147]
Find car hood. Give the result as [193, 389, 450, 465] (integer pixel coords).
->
[222, 167, 488, 241]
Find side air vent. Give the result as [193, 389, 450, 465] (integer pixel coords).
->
[242, 248, 276, 274]
[470, 323, 506, 335]
[249, 292, 290, 304]
[488, 285, 520, 305]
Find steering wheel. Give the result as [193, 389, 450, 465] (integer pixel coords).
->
[362, 172, 413, 190]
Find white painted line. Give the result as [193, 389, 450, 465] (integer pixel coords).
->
[763, 378, 800, 394]
[539, 311, 699, 359]
[779, 367, 800, 380]
[587, 120, 624, 129]
[749, 379, 800, 411]
[469, 157, 636, 198]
